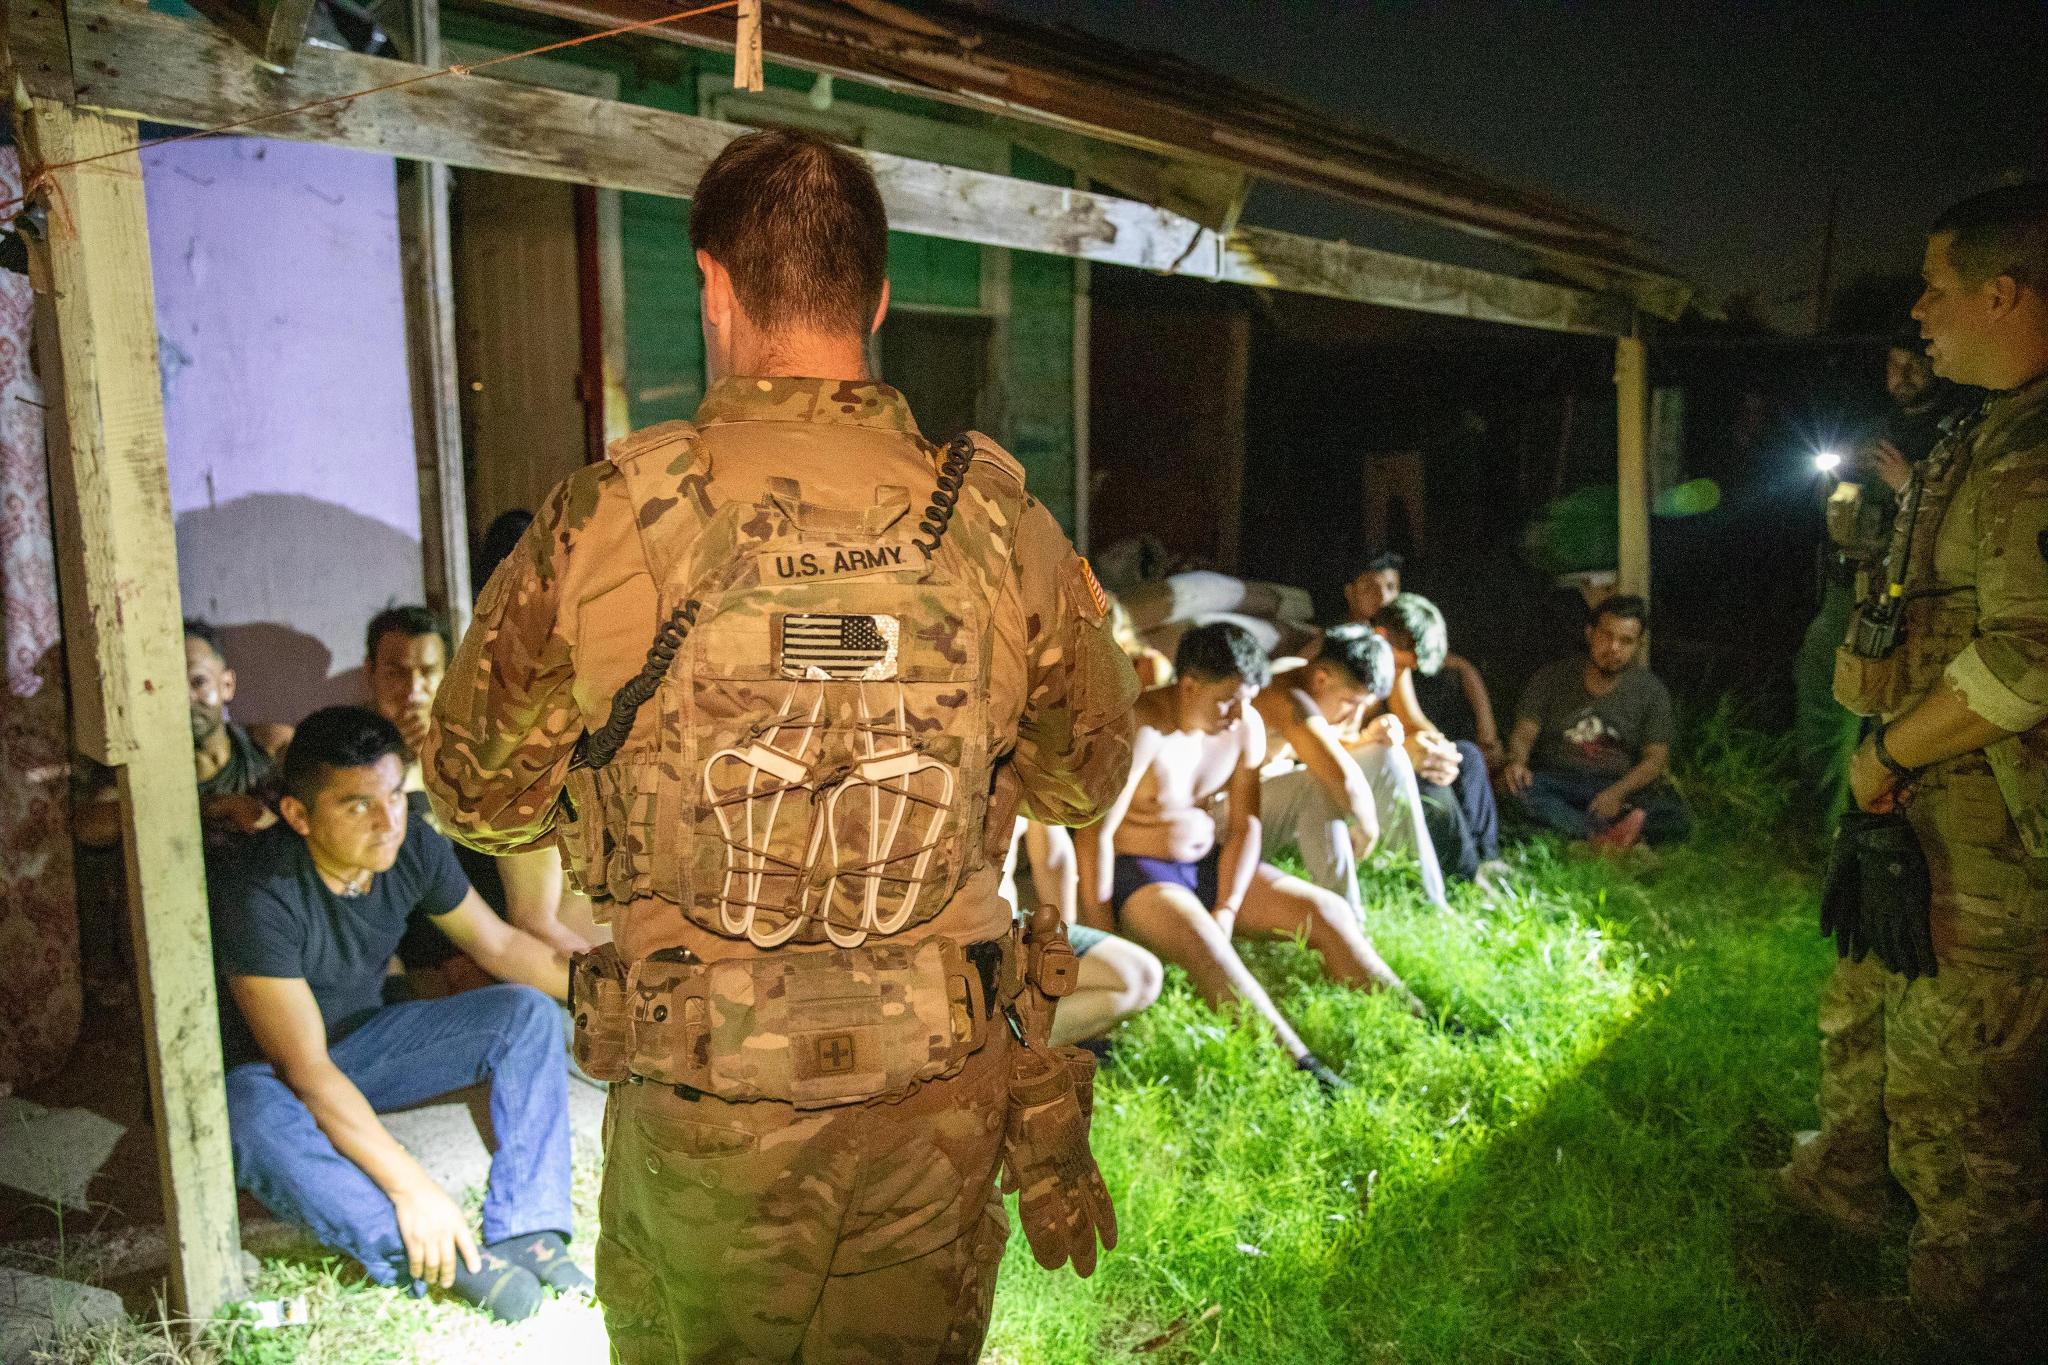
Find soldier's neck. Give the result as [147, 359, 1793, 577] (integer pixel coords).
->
[721, 330, 872, 384]
[1981, 335, 2048, 394]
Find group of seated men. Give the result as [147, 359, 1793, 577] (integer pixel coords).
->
[1008, 557, 1691, 1086]
[75, 544, 1688, 1324]
[73, 610, 601, 1321]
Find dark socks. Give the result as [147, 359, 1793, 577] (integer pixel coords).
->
[445, 1249, 544, 1323]
[489, 1230, 595, 1299]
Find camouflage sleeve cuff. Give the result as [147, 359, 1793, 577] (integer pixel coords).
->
[1946, 643, 2048, 734]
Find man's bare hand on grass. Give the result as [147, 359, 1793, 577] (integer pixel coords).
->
[391, 1179, 481, 1288]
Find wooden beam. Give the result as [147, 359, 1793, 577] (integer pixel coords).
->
[183, 0, 320, 70]
[1614, 332, 1651, 603]
[0, 0, 75, 101]
[1223, 225, 1630, 335]
[490, 0, 1691, 312]
[258, 0, 320, 68]
[62, 0, 1631, 336]
[17, 98, 245, 1324]
[392, 0, 472, 635]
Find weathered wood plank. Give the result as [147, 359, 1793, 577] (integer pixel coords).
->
[392, 0, 471, 636]
[17, 98, 245, 1323]
[181, 0, 318, 70]
[62, 0, 1628, 335]
[1223, 226, 1631, 336]
[259, 0, 319, 68]
[0, 0, 75, 101]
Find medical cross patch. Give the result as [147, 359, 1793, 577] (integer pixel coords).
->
[815, 1033, 857, 1075]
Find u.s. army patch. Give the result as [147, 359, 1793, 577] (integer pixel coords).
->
[765, 543, 912, 585]
[1065, 556, 1110, 624]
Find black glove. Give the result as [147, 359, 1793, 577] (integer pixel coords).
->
[1839, 809, 1937, 981]
[1819, 818, 1870, 963]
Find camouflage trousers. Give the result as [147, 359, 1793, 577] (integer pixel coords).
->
[1783, 954, 1892, 1224]
[1795, 957, 2048, 1332]
[596, 1025, 1014, 1364]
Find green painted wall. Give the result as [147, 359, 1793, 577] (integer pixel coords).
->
[1006, 149, 1078, 533]
[886, 233, 983, 312]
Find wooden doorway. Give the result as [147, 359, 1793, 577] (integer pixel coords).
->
[449, 169, 608, 544]
[877, 310, 996, 442]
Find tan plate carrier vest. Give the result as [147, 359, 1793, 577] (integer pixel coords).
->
[1836, 405, 2048, 858]
[560, 423, 1033, 1106]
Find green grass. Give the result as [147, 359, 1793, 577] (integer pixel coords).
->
[981, 702, 1898, 1363]
[50, 706, 1914, 1363]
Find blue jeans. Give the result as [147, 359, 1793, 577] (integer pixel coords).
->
[225, 983, 573, 1286]
[1514, 767, 1692, 845]
[1420, 740, 1502, 879]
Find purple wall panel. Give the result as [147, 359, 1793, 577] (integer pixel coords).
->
[145, 137, 422, 724]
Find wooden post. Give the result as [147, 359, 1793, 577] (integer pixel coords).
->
[20, 98, 246, 1323]
[394, 0, 472, 636]
[1072, 254, 1092, 553]
[1614, 329, 1652, 605]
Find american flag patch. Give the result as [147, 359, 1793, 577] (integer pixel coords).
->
[779, 613, 900, 681]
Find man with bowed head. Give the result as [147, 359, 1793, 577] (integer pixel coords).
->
[426, 129, 1136, 1362]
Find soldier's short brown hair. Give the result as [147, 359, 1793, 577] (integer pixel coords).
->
[690, 129, 888, 338]
[1935, 183, 2048, 295]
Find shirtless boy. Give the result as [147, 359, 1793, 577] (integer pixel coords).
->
[1078, 622, 1425, 1091]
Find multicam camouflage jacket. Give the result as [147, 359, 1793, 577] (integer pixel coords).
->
[1879, 370, 2048, 856]
[423, 376, 1138, 959]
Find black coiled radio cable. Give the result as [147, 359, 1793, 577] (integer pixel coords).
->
[913, 435, 975, 559]
[572, 598, 699, 771]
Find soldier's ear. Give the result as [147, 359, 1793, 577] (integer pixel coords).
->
[870, 278, 890, 337]
[1983, 272, 2022, 319]
[697, 250, 735, 331]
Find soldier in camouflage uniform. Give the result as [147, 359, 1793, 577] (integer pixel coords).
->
[424, 130, 1136, 1363]
[1780, 184, 2048, 1349]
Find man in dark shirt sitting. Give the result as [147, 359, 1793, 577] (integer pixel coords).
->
[1368, 594, 1508, 886]
[76, 619, 293, 849]
[1501, 595, 1691, 851]
[212, 706, 589, 1321]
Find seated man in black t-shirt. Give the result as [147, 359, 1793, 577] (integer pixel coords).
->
[1362, 594, 1508, 886]
[212, 706, 590, 1321]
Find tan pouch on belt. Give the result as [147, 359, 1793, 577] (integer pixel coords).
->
[1833, 642, 1907, 718]
[569, 944, 633, 1083]
[627, 937, 989, 1108]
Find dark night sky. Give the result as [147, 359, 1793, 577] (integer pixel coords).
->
[985, 1, 2048, 327]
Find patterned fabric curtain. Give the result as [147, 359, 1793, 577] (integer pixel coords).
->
[0, 145, 82, 1092]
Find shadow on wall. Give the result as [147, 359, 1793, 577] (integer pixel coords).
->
[175, 494, 424, 727]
